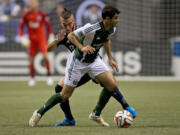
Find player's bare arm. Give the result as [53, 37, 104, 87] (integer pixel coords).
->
[47, 40, 58, 52]
[104, 40, 119, 72]
[47, 29, 67, 52]
[68, 32, 95, 54]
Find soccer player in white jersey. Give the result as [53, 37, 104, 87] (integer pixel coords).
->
[29, 5, 137, 127]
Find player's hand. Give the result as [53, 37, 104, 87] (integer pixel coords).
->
[109, 59, 119, 72]
[48, 34, 55, 44]
[72, 23, 76, 31]
[81, 45, 95, 54]
[20, 36, 30, 48]
[55, 29, 67, 41]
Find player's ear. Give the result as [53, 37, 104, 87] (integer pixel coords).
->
[59, 16, 63, 25]
[59, 20, 63, 26]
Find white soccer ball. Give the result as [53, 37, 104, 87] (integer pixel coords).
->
[114, 110, 133, 128]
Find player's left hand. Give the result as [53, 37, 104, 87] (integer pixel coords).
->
[81, 45, 95, 54]
[20, 36, 30, 48]
[109, 59, 119, 72]
[48, 34, 55, 44]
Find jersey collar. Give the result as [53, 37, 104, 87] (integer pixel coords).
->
[100, 21, 114, 33]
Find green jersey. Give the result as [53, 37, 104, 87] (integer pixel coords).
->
[74, 21, 116, 63]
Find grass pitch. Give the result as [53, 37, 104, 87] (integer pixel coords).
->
[0, 80, 180, 135]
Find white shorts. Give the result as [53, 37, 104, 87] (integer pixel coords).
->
[64, 52, 109, 87]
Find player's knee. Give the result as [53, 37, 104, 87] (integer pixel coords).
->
[107, 81, 118, 92]
[60, 92, 71, 100]
[112, 82, 118, 90]
[113, 81, 118, 88]
[55, 84, 63, 93]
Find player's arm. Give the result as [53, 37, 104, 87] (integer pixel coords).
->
[68, 24, 95, 54]
[47, 29, 66, 52]
[68, 32, 95, 54]
[18, 12, 30, 48]
[47, 40, 59, 52]
[104, 40, 119, 72]
[104, 40, 113, 61]
[18, 17, 25, 37]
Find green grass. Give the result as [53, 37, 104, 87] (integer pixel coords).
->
[0, 81, 180, 135]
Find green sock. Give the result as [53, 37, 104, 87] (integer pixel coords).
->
[37, 93, 62, 116]
[93, 88, 112, 116]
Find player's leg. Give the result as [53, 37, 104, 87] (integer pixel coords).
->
[88, 71, 116, 126]
[55, 73, 93, 126]
[97, 80, 136, 117]
[95, 81, 130, 110]
[43, 54, 51, 76]
[55, 53, 90, 126]
[28, 56, 36, 86]
[42, 53, 54, 85]
[94, 71, 126, 113]
[87, 57, 114, 126]
[38, 85, 75, 116]
[55, 77, 75, 126]
[56, 73, 95, 126]
[29, 84, 75, 127]
[88, 57, 136, 126]
[91, 76, 131, 116]
[29, 53, 82, 127]
[39, 40, 53, 85]
[28, 42, 36, 86]
[95, 71, 137, 118]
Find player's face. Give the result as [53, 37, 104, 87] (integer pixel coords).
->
[109, 13, 119, 27]
[29, 0, 39, 10]
[60, 15, 75, 33]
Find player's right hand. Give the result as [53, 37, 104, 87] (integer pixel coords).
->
[109, 59, 119, 72]
[20, 36, 30, 48]
[81, 45, 95, 54]
[55, 29, 67, 41]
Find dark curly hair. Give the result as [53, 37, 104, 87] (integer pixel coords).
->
[102, 5, 120, 19]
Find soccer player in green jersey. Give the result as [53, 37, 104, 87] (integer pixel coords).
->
[29, 5, 137, 127]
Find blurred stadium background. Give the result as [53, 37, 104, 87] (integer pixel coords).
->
[0, 0, 180, 80]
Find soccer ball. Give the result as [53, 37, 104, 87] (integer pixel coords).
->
[114, 110, 133, 128]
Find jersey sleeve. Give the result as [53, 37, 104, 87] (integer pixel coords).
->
[18, 12, 27, 37]
[74, 23, 98, 39]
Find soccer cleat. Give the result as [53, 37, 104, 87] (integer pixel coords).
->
[125, 106, 137, 118]
[89, 112, 109, 127]
[55, 118, 76, 127]
[29, 110, 41, 127]
[28, 78, 35, 86]
[46, 76, 54, 86]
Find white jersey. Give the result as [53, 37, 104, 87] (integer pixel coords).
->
[74, 21, 116, 63]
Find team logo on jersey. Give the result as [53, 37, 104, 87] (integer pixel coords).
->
[69, 45, 75, 51]
[29, 21, 40, 28]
